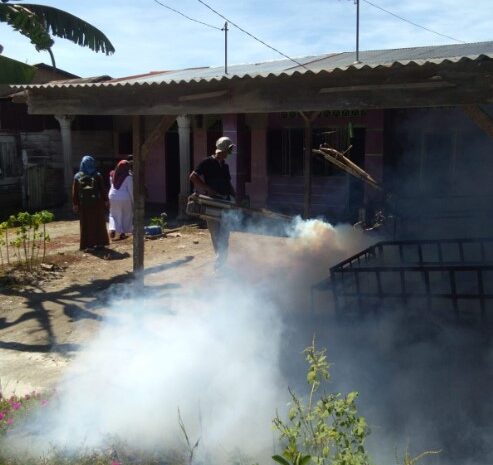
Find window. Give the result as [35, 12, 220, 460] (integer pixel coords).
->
[267, 128, 304, 176]
[268, 126, 354, 177]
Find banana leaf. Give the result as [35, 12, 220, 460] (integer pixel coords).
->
[0, 2, 115, 54]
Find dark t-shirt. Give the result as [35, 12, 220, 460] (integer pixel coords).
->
[194, 156, 232, 197]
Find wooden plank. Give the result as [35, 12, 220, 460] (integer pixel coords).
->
[300, 111, 319, 219]
[303, 123, 312, 219]
[26, 83, 493, 116]
[132, 115, 145, 274]
[319, 81, 455, 93]
[462, 104, 493, 139]
[314, 146, 383, 190]
[179, 90, 228, 101]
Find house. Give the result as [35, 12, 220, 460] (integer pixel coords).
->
[12, 41, 493, 269]
[1, 57, 116, 214]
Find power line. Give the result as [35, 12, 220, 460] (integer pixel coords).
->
[361, 0, 466, 44]
[152, 0, 222, 31]
[196, 0, 309, 70]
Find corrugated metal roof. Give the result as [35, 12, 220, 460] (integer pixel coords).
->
[16, 41, 493, 89]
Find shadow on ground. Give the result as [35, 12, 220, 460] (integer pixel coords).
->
[0, 257, 194, 355]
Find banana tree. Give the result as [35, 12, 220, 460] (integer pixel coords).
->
[0, 0, 115, 68]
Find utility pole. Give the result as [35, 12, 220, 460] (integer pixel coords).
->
[355, 0, 361, 63]
[222, 21, 228, 74]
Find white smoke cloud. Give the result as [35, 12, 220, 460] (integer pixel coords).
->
[3, 216, 375, 463]
[6, 215, 491, 465]
[228, 217, 377, 311]
[5, 282, 287, 463]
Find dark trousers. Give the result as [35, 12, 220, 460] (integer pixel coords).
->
[206, 219, 230, 269]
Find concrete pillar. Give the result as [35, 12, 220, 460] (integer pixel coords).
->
[177, 115, 191, 217]
[245, 114, 268, 208]
[55, 114, 74, 204]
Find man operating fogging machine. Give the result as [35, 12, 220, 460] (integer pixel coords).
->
[189, 136, 237, 271]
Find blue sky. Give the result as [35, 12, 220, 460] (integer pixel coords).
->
[1, 0, 492, 78]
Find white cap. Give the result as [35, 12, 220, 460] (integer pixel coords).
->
[215, 136, 235, 152]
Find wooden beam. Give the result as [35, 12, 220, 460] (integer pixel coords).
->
[132, 115, 145, 274]
[300, 111, 320, 219]
[133, 115, 176, 275]
[141, 115, 177, 159]
[26, 83, 493, 116]
[319, 81, 455, 93]
[179, 90, 228, 101]
[462, 104, 493, 139]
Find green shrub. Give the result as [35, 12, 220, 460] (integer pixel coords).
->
[272, 339, 370, 465]
[0, 210, 54, 270]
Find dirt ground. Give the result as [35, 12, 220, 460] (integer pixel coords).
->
[0, 219, 219, 396]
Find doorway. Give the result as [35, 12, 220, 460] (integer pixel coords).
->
[165, 131, 180, 211]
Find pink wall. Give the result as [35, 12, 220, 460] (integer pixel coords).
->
[222, 114, 240, 194]
[245, 114, 268, 208]
[192, 128, 207, 169]
[145, 138, 166, 203]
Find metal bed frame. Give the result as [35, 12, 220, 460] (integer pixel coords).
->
[314, 238, 493, 324]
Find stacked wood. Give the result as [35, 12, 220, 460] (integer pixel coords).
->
[312, 144, 382, 191]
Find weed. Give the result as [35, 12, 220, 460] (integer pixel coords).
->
[398, 447, 441, 465]
[273, 338, 370, 465]
[178, 408, 200, 465]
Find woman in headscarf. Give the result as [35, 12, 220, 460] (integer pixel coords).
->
[72, 155, 109, 250]
[108, 159, 133, 240]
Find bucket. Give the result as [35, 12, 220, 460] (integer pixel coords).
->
[144, 225, 162, 236]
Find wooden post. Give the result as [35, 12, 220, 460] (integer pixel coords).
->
[300, 111, 320, 219]
[132, 115, 176, 275]
[133, 115, 145, 274]
[462, 104, 493, 139]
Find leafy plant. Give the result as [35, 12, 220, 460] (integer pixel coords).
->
[149, 213, 168, 230]
[0, 210, 54, 270]
[273, 339, 371, 465]
[0, 390, 49, 434]
[0, 221, 9, 267]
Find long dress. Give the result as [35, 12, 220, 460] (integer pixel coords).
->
[72, 173, 109, 250]
[108, 175, 133, 234]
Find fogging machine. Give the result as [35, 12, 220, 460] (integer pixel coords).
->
[186, 193, 293, 237]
